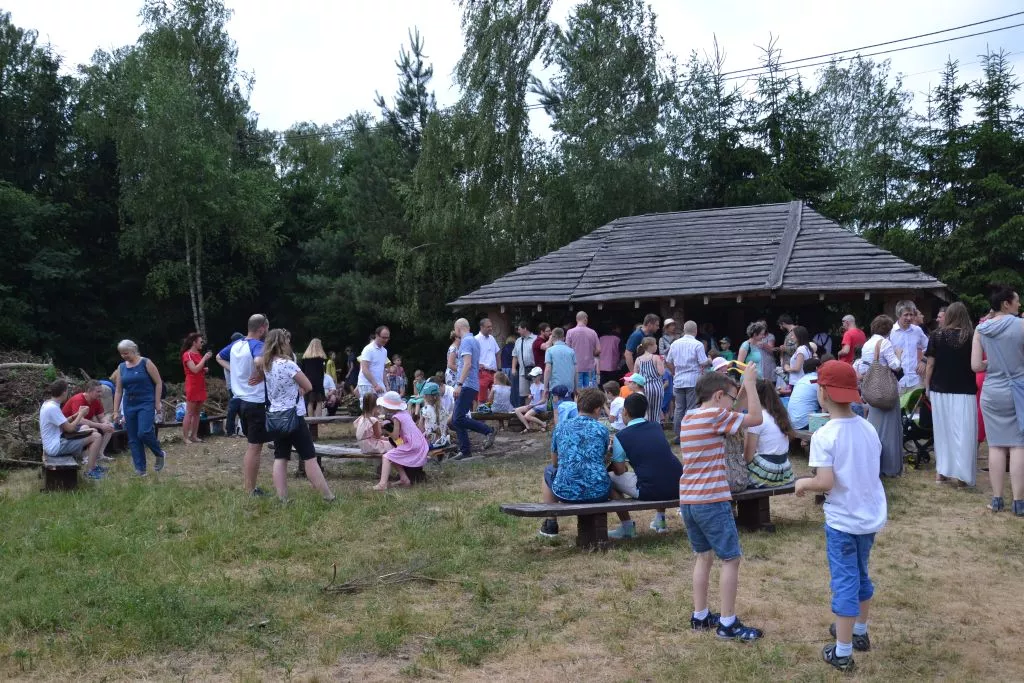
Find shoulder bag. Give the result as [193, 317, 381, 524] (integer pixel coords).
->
[264, 364, 299, 439]
[861, 339, 898, 410]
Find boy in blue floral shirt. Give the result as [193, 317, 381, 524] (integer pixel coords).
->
[538, 389, 611, 538]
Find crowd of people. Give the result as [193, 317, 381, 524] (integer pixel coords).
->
[35, 287, 1024, 672]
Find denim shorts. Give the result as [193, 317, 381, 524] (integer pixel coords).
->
[825, 525, 875, 617]
[681, 501, 742, 560]
[577, 371, 596, 390]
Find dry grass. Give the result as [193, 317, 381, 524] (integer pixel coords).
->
[0, 427, 1022, 682]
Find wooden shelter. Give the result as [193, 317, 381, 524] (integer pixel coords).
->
[450, 201, 947, 340]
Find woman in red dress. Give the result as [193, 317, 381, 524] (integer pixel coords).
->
[181, 332, 213, 444]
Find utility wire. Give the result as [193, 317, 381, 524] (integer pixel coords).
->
[720, 10, 1024, 77]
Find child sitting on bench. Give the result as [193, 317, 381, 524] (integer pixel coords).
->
[537, 389, 612, 538]
[608, 393, 683, 537]
[372, 391, 428, 491]
[419, 382, 451, 449]
[514, 367, 548, 431]
[355, 392, 390, 455]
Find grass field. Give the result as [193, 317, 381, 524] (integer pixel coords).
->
[1, 427, 1022, 682]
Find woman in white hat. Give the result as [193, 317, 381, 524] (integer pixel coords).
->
[372, 391, 429, 490]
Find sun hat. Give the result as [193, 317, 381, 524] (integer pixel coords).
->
[711, 356, 730, 372]
[529, 366, 543, 378]
[623, 373, 647, 387]
[813, 360, 861, 404]
[421, 382, 440, 396]
[376, 391, 407, 411]
[550, 385, 572, 398]
[664, 318, 676, 327]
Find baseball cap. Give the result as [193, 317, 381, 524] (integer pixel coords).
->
[622, 373, 646, 387]
[528, 366, 543, 378]
[813, 360, 860, 404]
[664, 318, 676, 327]
[550, 384, 572, 398]
[421, 382, 440, 396]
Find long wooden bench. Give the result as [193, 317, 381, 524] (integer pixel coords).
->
[470, 411, 527, 431]
[312, 443, 458, 460]
[501, 483, 796, 549]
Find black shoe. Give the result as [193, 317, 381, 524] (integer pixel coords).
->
[483, 430, 496, 450]
[251, 487, 269, 498]
[822, 644, 856, 672]
[715, 618, 763, 642]
[538, 518, 559, 538]
[691, 612, 720, 630]
[829, 623, 871, 651]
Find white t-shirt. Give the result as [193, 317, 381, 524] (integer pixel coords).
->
[323, 374, 336, 392]
[441, 384, 455, 415]
[747, 411, 790, 455]
[475, 333, 501, 371]
[266, 358, 306, 415]
[39, 399, 67, 456]
[788, 345, 812, 386]
[357, 342, 388, 389]
[808, 416, 888, 535]
[609, 396, 626, 431]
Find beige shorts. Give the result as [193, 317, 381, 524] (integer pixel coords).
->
[609, 470, 639, 498]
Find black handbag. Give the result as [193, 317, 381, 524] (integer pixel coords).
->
[264, 376, 299, 439]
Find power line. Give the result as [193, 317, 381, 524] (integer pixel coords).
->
[720, 11, 1024, 77]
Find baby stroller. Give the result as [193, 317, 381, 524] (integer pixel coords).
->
[901, 387, 933, 469]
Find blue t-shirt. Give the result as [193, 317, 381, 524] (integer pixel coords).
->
[545, 341, 577, 391]
[625, 329, 645, 355]
[551, 415, 611, 502]
[218, 338, 265, 402]
[556, 400, 578, 423]
[787, 372, 820, 430]
[456, 335, 481, 391]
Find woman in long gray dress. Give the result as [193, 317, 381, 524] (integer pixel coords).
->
[857, 315, 903, 477]
[972, 286, 1024, 515]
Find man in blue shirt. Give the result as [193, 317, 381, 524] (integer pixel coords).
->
[608, 393, 684, 538]
[544, 327, 577, 396]
[217, 313, 270, 496]
[451, 318, 495, 460]
[625, 313, 661, 372]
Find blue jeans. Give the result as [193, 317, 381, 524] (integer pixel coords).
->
[124, 402, 163, 472]
[452, 387, 492, 455]
[682, 501, 742, 560]
[825, 524, 876, 617]
[226, 396, 243, 435]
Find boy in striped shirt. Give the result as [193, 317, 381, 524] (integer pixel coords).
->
[679, 363, 763, 641]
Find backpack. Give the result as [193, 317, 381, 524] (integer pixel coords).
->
[861, 339, 898, 410]
[723, 431, 750, 493]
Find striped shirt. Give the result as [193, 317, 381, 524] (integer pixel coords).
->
[666, 335, 708, 389]
[679, 407, 744, 504]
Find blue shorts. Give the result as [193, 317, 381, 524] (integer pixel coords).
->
[543, 464, 610, 504]
[577, 371, 596, 390]
[825, 524, 875, 617]
[681, 501, 742, 560]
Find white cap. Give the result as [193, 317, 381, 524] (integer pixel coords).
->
[529, 366, 543, 377]
[664, 318, 676, 327]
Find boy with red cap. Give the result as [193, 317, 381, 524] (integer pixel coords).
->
[795, 361, 888, 673]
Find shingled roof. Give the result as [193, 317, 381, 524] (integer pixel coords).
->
[450, 201, 946, 307]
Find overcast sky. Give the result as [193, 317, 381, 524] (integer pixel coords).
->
[6, 0, 1023, 135]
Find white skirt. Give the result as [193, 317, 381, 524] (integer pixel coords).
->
[931, 392, 978, 486]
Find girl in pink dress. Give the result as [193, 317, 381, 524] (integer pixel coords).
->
[355, 393, 390, 455]
[373, 391, 428, 490]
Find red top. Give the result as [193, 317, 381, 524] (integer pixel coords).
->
[182, 350, 207, 401]
[839, 327, 867, 364]
[62, 392, 103, 420]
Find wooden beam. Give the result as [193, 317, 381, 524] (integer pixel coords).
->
[736, 295, 743, 303]
[864, 292, 871, 300]
[703, 296, 709, 305]
[669, 298, 676, 308]
[634, 300, 640, 309]
[764, 200, 803, 290]
[818, 293, 825, 301]
[597, 303, 603, 310]
[537, 304, 542, 312]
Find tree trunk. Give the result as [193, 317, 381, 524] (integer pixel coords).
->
[184, 227, 202, 335]
[195, 228, 206, 339]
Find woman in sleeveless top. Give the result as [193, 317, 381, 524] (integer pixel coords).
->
[112, 339, 166, 476]
[634, 337, 665, 423]
[972, 286, 1024, 514]
[738, 322, 766, 378]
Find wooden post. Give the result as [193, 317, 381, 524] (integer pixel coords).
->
[575, 513, 609, 550]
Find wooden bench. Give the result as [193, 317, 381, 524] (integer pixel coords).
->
[470, 412, 526, 431]
[312, 443, 458, 461]
[304, 415, 356, 441]
[500, 483, 796, 549]
[155, 415, 226, 438]
[42, 455, 80, 492]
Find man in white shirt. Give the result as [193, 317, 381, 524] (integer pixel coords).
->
[475, 318, 501, 404]
[888, 301, 929, 393]
[511, 322, 537, 408]
[217, 313, 271, 495]
[39, 379, 104, 479]
[665, 320, 709, 436]
[357, 326, 390, 398]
